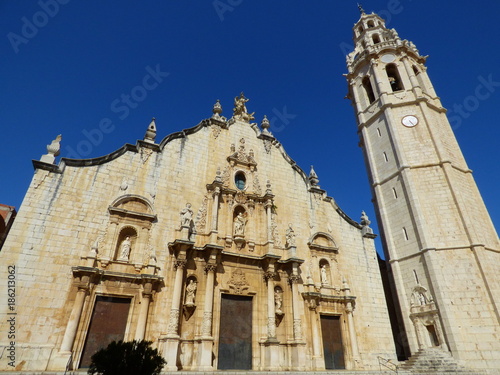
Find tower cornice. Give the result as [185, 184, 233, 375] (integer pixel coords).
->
[354, 95, 446, 129]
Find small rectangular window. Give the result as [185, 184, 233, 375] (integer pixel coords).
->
[403, 227, 409, 241]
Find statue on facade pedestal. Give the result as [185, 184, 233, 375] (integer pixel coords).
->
[185, 279, 197, 306]
[274, 289, 283, 314]
[119, 236, 131, 261]
[233, 212, 247, 236]
[233, 92, 255, 122]
[180, 203, 193, 227]
[321, 264, 328, 285]
[285, 223, 296, 248]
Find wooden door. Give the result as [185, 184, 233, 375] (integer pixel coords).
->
[217, 294, 253, 370]
[321, 315, 345, 369]
[79, 296, 131, 368]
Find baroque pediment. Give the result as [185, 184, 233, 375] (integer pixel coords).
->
[227, 138, 257, 168]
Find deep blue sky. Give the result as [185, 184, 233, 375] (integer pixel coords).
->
[1, 1, 499, 256]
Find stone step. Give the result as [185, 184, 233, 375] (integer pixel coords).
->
[0, 372, 397, 375]
[1, 374, 487, 375]
[397, 348, 485, 374]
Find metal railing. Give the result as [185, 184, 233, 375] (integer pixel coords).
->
[378, 355, 398, 373]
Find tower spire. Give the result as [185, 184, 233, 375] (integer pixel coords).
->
[357, 3, 365, 14]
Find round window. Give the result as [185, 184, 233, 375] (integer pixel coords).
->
[235, 172, 246, 190]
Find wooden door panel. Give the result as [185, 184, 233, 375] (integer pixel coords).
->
[79, 296, 131, 368]
[217, 294, 252, 370]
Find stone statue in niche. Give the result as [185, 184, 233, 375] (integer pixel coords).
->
[321, 264, 328, 285]
[185, 279, 197, 306]
[410, 285, 433, 307]
[285, 223, 296, 247]
[233, 212, 247, 236]
[119, 236, 131, 261]
[417, 291, 427, 305]
[274, 289, 283, 314]
[180, 203, 193, 227]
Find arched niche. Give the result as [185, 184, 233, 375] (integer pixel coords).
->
[233, 205, 248, 237]
[319, 259, 331, 285]
[108, 195, 156, 228]
[362, 76, 376, 105]
[307, 232, 338, 254]
[104, 195, 157, 265]
[110, 194, 155, 217]
[115, 226, 138, 261]
[308, 233, 339, 286]
[386, 63, 404, 92]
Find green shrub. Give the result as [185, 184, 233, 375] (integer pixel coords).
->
[88, 340, 166, 375]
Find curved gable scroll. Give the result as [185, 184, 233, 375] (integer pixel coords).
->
[307, 232, 338, 253]
[108, 194, 157, 223]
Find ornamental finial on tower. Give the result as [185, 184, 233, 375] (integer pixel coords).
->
[357, 3, 365, 14]
[144, 118, 157, 143]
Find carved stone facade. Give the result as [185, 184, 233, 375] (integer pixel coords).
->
[0, 94, 395, 372]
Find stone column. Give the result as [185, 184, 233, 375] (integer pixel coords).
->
[60, 286, 88, 352]
[225, 194, 234, 247]
[168, 260, 186, 335]
[411, 315, 425, 350]
[210, 188, 220, 234]
[201, 264, 216, 337]
[432, 313, 449, 351]
[262, 271, 280, 371]
[349, 78, 362, 109]
[209, 188, 221, 244]
[265, 199, 273, 244]
[401, 56, 422, 96]
[163, 259, 186, 371]
[309, 304, 323, 369]
[134, 282, 152, 340]
[198, 264, 217, 370]
[289, 275, 302, 341]
[265, 272, 276, 339]
[346, 301, 360, 362]
[370, 59, 385, 96]
[289, 273, 306, 370]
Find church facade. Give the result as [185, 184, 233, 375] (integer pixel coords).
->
[1, 10, 499, 373]
[0, 94, 396, 371]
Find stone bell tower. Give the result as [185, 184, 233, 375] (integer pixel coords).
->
[345, 8, 500, 370]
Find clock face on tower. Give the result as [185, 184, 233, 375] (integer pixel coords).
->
[401, 115, 419, 127]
